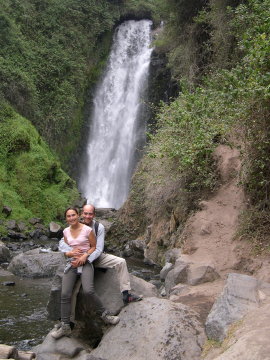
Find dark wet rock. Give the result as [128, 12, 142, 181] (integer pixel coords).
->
[49, 222, 63, 239]
[40, 235, 49, 242]
[123, 244, 133, 257]
[51, 244, 59, 252]
[7, 243, 20, 251]
[17, 221, 27, 232]
[0, 241, 11, 263]
[143, 257, 157, 266]
[29, 217, 43, 225]
[8, 231, 27, 241]
[0, 236, 10, 242]
[2, 206, 12, 216]
[34, 223, 48, 233]
[29, 229, 46, 240]
[2, 281, 15, 286]
[6, 220, 18, 230]
[50, 237, 61, 242]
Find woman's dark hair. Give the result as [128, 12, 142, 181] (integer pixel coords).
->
[64, 207, 79, 218]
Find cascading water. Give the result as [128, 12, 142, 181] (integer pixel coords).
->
[79, 19, 153, 209]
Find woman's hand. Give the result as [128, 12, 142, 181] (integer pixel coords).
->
[66, 248, 84, 258]
[71, 253, 89, 267]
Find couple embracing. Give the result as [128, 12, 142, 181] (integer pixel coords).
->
[51, 204, 142, 339]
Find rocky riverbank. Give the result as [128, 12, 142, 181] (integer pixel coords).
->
[2, 151, 270, 359]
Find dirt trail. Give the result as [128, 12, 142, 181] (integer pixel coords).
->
[170, 145, 258, 323]
[171, 144, 270, 358]
[182, 145, 247, 276]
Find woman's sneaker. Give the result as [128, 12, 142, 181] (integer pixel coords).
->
[51, 322, 71, 339]
[101, 311, 120, 325]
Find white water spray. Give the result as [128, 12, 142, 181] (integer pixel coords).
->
[79, 20, 153, 209]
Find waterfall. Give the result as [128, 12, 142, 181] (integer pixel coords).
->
[79, 20, 153, 209]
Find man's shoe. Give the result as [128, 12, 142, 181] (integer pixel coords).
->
[51, 322, 71, 339]
[123, 292, 143, 305]
[101, 311, 120, 325]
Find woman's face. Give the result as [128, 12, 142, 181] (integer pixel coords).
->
[66, 209, 79, 226]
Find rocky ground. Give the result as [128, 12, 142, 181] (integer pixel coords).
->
[1, 145, 270, 359]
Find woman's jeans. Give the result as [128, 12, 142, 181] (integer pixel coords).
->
[61, 262, 105, 324]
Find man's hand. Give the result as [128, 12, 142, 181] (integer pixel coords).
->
[66, 248, 84, 258]
[71, 253, 89, 267]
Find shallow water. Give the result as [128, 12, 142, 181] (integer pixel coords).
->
[0, 273, 53, 350]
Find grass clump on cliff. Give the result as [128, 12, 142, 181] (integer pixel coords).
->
[0, 103, 79, 223]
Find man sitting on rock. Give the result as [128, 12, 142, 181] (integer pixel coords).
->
[80, 204, 142, 305]
[59, 204, 142, 323]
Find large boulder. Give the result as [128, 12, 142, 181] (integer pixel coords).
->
[164, 258, 219, 295]
[205, 273, 270, 341]
[211, 301, 270, 360]
[90, 297, 206, 360]
[187, 263, 220, 286]
[33, 332, 91, 360]
[47, 268, 158, 320]
[7, 248, 65, 278]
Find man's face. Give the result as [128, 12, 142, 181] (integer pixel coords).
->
[82, 206, 95, 225]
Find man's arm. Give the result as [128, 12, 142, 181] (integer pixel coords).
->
[87, 222, 105, 263]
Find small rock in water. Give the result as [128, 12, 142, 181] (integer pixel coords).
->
[2, 281, 15, 286]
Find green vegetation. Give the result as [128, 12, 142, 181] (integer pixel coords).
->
[0, 0, 158, 225]
[0, 0, 123, 164]
[152, 0, 269, 248]
[0, 103, 79, 223]
[1, 0, 269, 250]
[110, 0, 270, 257]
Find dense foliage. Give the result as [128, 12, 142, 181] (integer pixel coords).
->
[0, 103, 79, 222]
[145, 0, 270, 248]
[0, 0, 158, 224]
[0, 0, 124, 163]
